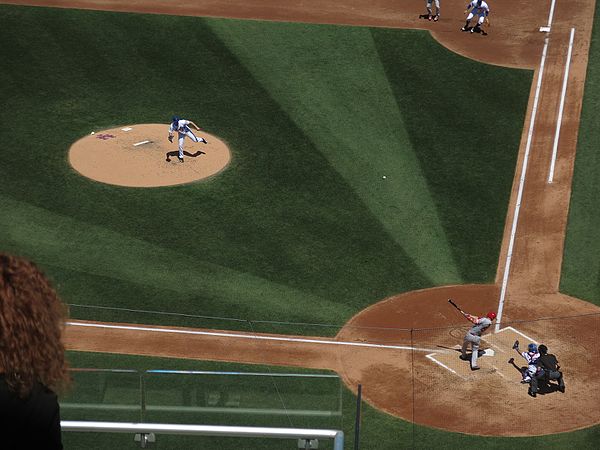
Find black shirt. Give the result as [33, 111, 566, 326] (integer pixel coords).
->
[536, 353, 560, 372]
[0, 374, 63, 449]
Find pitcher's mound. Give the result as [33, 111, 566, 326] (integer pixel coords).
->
[69, 124, 231, 187]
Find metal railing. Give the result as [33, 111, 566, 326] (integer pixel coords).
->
[61, 421, 344, 449]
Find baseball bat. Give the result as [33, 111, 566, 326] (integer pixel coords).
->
[447, 298, 465, 315]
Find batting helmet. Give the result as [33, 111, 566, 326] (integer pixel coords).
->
[486, 311, 497, 320]
[172, 115, 180, 124]
[528, 343, 538, 353]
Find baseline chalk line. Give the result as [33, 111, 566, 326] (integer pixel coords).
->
[495, 36, 550, 333]
[133, 140, 152, 147]
[66, 321, 445, 353]
[548, 27, 576, 184]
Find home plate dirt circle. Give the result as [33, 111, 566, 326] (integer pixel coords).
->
[69, 124, 231, 187]
[336, 285, 600, 436]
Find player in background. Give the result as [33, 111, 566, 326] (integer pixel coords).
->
[425, 0, 441, 22]
[462, 0, 490, 34]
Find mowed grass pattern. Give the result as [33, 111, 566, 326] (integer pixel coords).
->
[0, 6, 530, 331]
[562, 0, 600, 306]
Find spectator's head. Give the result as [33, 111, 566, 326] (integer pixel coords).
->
[538, 344, 548, 355]
[0, 253, 70, 397]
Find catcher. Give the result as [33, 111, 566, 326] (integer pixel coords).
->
[166, 115, 208, 163]
[461, 0, 490, 34]
[509, 341, 541, 384]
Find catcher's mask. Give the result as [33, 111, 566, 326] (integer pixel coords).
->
[528, 343, 538, 353]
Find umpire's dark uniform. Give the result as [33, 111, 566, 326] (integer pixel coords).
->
[529, 344, 565, 397]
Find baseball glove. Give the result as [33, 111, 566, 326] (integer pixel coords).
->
[168, 135, 174, 143]
[512, 340, 519, 350]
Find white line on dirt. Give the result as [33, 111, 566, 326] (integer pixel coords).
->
[495, 37, 550, 333]
[494, 368, 506, 378]
[133, 140, 151, 146]
[66, 321, 444, 353]
[547, 0, 557, 29]
[496, 326, 538, 344]
[425, 353, 466, 379]
[481, 339, 505, 352]
[548, 27, 576, 183]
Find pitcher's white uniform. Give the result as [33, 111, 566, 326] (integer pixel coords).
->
[168, 117, 207, 160]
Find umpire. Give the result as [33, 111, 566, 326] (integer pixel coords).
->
[528, 344, 565, 397]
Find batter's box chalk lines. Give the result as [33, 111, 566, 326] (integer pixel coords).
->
[425, 353, 467, 380]
[493, 368, 507, 378]
[495, 326, 538, 344]
[133, 140, 152, 147]
[67, 321, 448, 353]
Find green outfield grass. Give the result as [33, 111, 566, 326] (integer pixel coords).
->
[561, 0, 600, 306]
[10, 4, 596, 448]
[0, 5, 530, 333]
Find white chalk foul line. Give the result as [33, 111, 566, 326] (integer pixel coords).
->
[547, 0, 557, 29]
[66, 321, 444, 353]
[133, 140, 151, 147]
[495, 36, 550, 333]
[540, 0, 556, 32]
[548, 27, 576, 184]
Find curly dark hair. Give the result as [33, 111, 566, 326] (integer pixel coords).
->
[0, 253, 70, 397]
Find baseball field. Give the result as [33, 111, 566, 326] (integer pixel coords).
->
[1, 0, 599, 448]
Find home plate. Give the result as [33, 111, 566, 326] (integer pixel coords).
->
[425, 327, 539, 380]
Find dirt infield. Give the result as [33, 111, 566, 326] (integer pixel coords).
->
[68, 124, 231, 187]
[16, 0, 599, 436]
